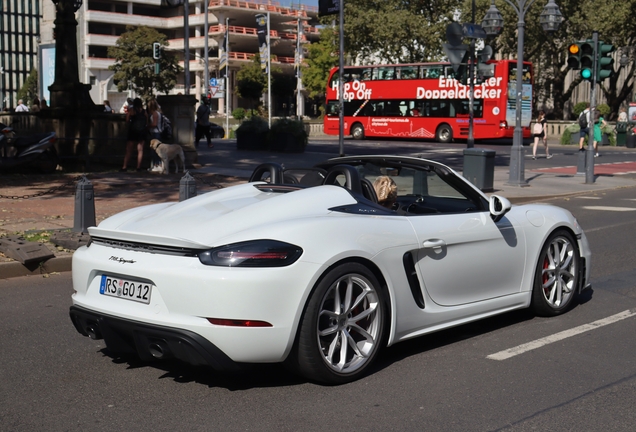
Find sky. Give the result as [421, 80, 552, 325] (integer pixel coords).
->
[289, 0, 319, 7]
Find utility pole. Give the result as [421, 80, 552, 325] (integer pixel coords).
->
[585, 31, 599, 185]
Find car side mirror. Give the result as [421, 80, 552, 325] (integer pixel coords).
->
[489, 195, 511, 223]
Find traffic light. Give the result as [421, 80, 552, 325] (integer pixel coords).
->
[152, 42, 161, 60]
[580, 40, 594, 81]
[596, 41, 615, 82]
[567, 43, 581, 69]
[476, 46, 495, 83]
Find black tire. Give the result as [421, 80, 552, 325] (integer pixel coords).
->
[351, 123, 365, 140]
[531, 230, 579, 317]
[292, 262, 387, 384]
[436, 124, 453, 143]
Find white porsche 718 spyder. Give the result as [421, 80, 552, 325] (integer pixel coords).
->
[70, 156, 591, 384]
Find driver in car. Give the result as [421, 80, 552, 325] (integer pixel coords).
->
[373, 176, 398, 209]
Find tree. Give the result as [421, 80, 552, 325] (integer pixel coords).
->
[108, 26, 181, 100]
[344, 0, 461, 63]
[17, 69, 38, 106]
[301, 26, 339, 99]
[469, 0, 636, 119]
[235, 56, 267, 114]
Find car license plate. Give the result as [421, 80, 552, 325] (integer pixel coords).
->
[99, 275, 152, 304]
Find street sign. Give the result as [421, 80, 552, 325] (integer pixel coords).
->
[442, 43, 469, 74]
[462, 23, 487, 39]
[209, 78, 217, 87]
[208, 86, 224, 98]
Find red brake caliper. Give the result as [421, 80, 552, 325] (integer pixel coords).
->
[542, 255, 550, 295]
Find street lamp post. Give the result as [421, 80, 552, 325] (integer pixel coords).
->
[481, 0, 562, 187]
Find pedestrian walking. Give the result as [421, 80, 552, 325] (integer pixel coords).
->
[578, 103, 591, 151]
[195, 98, 213, 148]
[532, 110, 552, 159]
[121, 98, 147, 172]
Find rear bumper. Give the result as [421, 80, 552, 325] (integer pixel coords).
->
[69, 305, 240, 371]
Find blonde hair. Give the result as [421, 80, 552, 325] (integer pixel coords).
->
[147, 98, 159, 113]
[373, 176, 397, 207]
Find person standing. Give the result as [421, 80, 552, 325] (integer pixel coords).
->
[195, 98, 213, 148]
[121, 98, 147, 172]
[146, 98, 163, 172]
[592, 110, 606, 158]
[103, 100, 113, 113]
[618, 108, 628, 123]
[15, 99, 29, 112]
[578, 103, 591, 151]
[532, 110, 552, 159]
[31, 97, 41, 112]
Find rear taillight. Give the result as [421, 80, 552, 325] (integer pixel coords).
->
[499, 121, 508, 128]
[198, 239, 303, 267]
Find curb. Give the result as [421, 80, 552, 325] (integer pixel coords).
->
[0, 255, 73, 279]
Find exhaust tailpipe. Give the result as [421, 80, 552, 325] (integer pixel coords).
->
[85, 325, 101, 340]
[148, 341, 170, 359]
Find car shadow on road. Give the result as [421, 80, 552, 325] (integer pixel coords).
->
[98, 291, 594, 389]
[103, 350, 306, 390]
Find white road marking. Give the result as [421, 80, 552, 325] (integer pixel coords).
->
[575, 196, 602, 199]
[487, 309, 636, 361]
[582, 206, 636, 212]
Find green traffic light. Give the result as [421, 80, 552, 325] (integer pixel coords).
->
[581, 68, 592, 80]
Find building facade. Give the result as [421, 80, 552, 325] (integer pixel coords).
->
[39, 0, 319, 115]
[1, 0, 42, 111]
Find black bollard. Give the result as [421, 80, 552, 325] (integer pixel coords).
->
[73, 176, 96, 233]
[576, 150, 586, 176]
[179, 171, 197, 201]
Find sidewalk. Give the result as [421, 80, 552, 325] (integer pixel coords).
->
[1, 140, 635, 279]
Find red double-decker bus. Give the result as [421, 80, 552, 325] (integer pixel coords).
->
[323, 60, 533, 142]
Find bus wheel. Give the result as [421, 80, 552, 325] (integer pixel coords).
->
[436, 124, 453, 143]
[351, 123, 365, 140]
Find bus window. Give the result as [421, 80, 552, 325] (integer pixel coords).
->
[399, 101, 408, 116]
[410, 101, 422, 117]
[344, 68, 363, 82]
[509, 64, 532, 84]
[397, 66, 418, 80]
[326, 101, 339, 117]
[377, 67, 395, 80]
[444, 66, 459, 78]
[371, 101, 385, 115]
[344, 100, 371, 117]
[361, 68, 372, 81]
[453, 100, 484, 117]
[329, 75, 338, 89]
[421, 66, 443, 79]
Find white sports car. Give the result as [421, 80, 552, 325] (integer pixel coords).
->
[70, 155, 591, 384]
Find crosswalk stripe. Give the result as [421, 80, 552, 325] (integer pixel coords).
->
[487, 309, 636, 361]
[582, 206, 636, 211]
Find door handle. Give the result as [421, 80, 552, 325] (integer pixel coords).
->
[423, 239, 446, 249]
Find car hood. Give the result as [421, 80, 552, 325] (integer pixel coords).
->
[89, 183, 357, 248]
